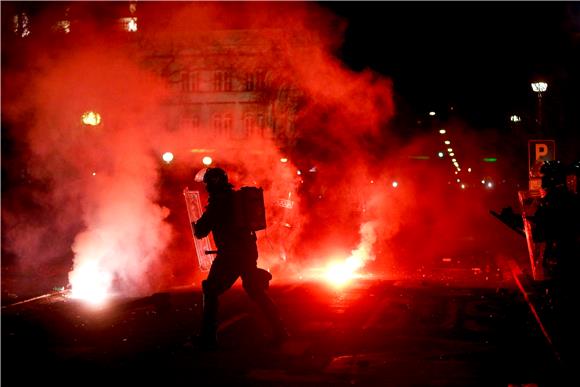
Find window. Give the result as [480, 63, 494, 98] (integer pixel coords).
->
[182, 72, 200, 92]
[119, 17, 138, 32]
[256, 71, 266, 90]
[245, 71, 266, 91]
[244, 113, 255, 137]
[213, 113, 222, 132]
[190, 72, 200, 91]
[223, 113, 233, 137]
[224, 72, 232, 91]
[245, 73, 255, 91]
[13, 12, 31, 37]
[214, 72, 223, 91]
[192, 114, 200, 129]
[256, 113, 265, 136]
[181, 72, 190, 92]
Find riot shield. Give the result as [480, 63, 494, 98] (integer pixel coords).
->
[518, 190, 545, 280]
[183, 187, 216, 272]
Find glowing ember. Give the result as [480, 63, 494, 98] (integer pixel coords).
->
[69, 260, 112, 306]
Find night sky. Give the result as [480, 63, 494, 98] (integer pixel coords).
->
[320, 2, 580, 135]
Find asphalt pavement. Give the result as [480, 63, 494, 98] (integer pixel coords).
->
[1, 265, 565, 387]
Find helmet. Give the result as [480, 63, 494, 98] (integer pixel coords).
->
[203, 167, 228, 186]
[540, 160, 565, 189]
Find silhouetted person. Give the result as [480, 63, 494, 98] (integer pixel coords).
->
[193, 167, 287, 349]
[533, 160, 580, 369]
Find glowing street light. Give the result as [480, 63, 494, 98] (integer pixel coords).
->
[162, 152, 174, 164]
[531, 81, 548, 129]
[531, 81, 547, 93]
[202, 156, 213, 166]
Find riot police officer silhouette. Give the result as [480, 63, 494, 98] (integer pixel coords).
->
[533, 160, 578, 278]
[194, 167, 287, 348]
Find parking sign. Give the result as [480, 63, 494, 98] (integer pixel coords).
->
[528, 140, 556, 178]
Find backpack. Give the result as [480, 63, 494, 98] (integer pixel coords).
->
[234, 186, 266, 231]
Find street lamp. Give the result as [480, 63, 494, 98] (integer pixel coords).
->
[531, 81, 548, 130]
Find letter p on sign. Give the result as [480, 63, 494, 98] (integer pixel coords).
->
[535, 144, 549, 159]
[528, 140, 556, 177]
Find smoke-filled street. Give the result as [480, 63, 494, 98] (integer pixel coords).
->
[2, 2, 579, 386]
[2, 258, 562, 386]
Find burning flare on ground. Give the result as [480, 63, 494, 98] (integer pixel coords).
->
[324, 256, 364, 287]
[68, 259, 113, 306]
[321, 221, 378, 287]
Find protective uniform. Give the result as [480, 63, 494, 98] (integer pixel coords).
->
[534, 161, 580, 367]
[194, 168, 287, 348]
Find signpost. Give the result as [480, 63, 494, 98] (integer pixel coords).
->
[520, 140, 556, 280]
[528, 140, 556, 191]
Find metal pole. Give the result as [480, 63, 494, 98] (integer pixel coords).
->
[537, 92, 543, 131]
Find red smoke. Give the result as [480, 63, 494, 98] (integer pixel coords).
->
[2, 2, 525, 298]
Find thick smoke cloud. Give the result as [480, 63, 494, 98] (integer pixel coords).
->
[2, 2, 525, 297]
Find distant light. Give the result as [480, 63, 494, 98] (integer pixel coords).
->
[461, 184, 466, 189]
[202, 156, 213, 166]
[297, 170, 302, 175]
[309, 166, 317, 173]
[370, 180, 374, 184]
[451, 158, 457, 163]
[456, 178, 461, 183]
[510, 115, 522, 122]
[481, 180, 486, 184]
[439, 129, 446, 134]
[392, 181, 398, 188]
[53, 20, 71, 34]
[449, 152, 455, 157]
[82, 111, 101, 126]
[456, 167, 461, 171]
[531, 81, 548, 93]
[447, 148, 453, 153]
[483, 157, 497, 163]
[437, 152, 444, 158]
[120, 17, 138, 32]
[162, 152, 174, 164]
[13, 12, 31, 38]
[487, 182, 494, 188]
[467, 167, 472, 173]
[454, 171, 458, 175]
[280, 157, 288, 163]
[429, 111, 436, 116]
[92, 172, 96, 176]
[444, 140, 451, 145]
